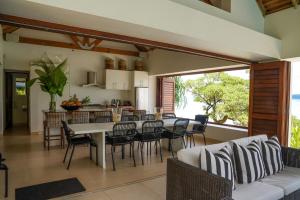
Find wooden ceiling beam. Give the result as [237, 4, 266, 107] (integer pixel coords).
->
[17, 36, 139, 57]
[69, 35, 102, 50]
[264, 1, 291, 10]
[0, 14, 253, 65]
[267, 4, 293, 14]
[135, 45, 149, 52]
[69, 35, 81, 48]
[2, 25, 19, 33]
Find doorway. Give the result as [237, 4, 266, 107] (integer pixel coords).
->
[5, 71, 30, 133]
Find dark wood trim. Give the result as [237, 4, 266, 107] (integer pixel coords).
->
[163, 66, 250, 77]
[0, 14, 253, 65]
[2, 25, 19, 33]
[4, 70, 30, 130]
[249, 61, 290, 146]
[17, 36, 139, 57]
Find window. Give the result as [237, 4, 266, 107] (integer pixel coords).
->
[15, 78, 26, 96]
[175, 69, 249, 127]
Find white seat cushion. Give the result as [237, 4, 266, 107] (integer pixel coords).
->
[260, 167, 300, 195]
[177, 142, 231, 167]
[232, 181, 284, 200]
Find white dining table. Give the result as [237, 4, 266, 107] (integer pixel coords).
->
[68, 118, 199, 168]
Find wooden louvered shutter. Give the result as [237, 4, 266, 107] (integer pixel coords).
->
[157, 77, 175, 113]
[249, 61, 291, 146]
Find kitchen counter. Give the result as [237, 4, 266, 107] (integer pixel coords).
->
[42, 106, 134, 113]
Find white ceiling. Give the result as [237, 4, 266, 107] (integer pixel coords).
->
[0, 0, 282, 62]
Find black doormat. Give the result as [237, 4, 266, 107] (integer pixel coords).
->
[15, 177, 85, 200]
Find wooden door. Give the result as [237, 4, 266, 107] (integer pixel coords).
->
[157, 77, 175, 113]
[249, 61, 291, 146]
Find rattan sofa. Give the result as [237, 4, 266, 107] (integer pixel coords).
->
[166, 135, 300, 200]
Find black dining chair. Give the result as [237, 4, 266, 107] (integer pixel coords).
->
[106, 122, 137, 171]
[61, 121, 98, 169]
[162, 113, 176, 119]
[0, 153, 8, 198]
[141, 114, 156, 120]
[162, 118, 189, 158]
[136, 120, 164, 164]
[186, 115, 209, 146]
[121, 114, 139, 122]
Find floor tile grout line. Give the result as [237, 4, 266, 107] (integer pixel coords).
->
[61, 174, 166, 200]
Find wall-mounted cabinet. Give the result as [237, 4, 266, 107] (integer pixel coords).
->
[105, 69, 131, 90]
[133, 71, 149, 88]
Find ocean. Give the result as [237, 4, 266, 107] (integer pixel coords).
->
[292, 99, 300, 119]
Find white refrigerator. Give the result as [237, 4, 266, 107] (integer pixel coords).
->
[135, 88, 149, 112]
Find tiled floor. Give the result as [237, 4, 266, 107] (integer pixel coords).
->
[59, 176, 166, 200]
[0, 128, 218, 200]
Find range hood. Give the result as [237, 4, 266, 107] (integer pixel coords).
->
[82, 71, 100, 87]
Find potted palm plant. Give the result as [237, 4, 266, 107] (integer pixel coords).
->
[27, 54, 68, 112]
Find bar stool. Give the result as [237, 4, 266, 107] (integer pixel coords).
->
[94, 111, 113, 123]
[133, 110, 146, 120]
[71, 111, 90, 124]
[44, 112, 66, 150]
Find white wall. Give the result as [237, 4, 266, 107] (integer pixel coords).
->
[0, 25, 4, 134]
[1, 0, 281, 61]
[205, 124, 247, 142]
[172, 0, 264, 33]
[264, 7, 300, 59]
[148, 49, 243, 76]
[3, 41, 138, 133]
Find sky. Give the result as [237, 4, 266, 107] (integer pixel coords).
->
[292, 61, 300, 94]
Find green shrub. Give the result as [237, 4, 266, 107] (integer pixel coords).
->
[290, 116, 300, 148]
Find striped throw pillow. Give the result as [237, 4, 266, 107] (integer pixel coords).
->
[233, 141, 265, 184]
[199, 146, 235, 189]
[261, 136, 284, 176]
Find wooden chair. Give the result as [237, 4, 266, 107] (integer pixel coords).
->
[141, 114, 156, 120]
[44, 112, 66, 150]
[133, 110, 146, 120]
[94, 111, 113, 123]
[121, 115, 139, 122]
[162, 113, 177, 119]
[71, 111, 89, 124]
[122, 109, 132, 116]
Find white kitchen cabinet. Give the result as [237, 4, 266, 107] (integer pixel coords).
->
[133, 71, 149, 88]
[106, 69, 131, 90]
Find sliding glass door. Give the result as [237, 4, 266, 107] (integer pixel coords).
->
[290, 61, 300, 147]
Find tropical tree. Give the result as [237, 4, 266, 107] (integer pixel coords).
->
[290, 116, 300, 148]
[174, 76, 187, 109]
[185, 72, 249, 126]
